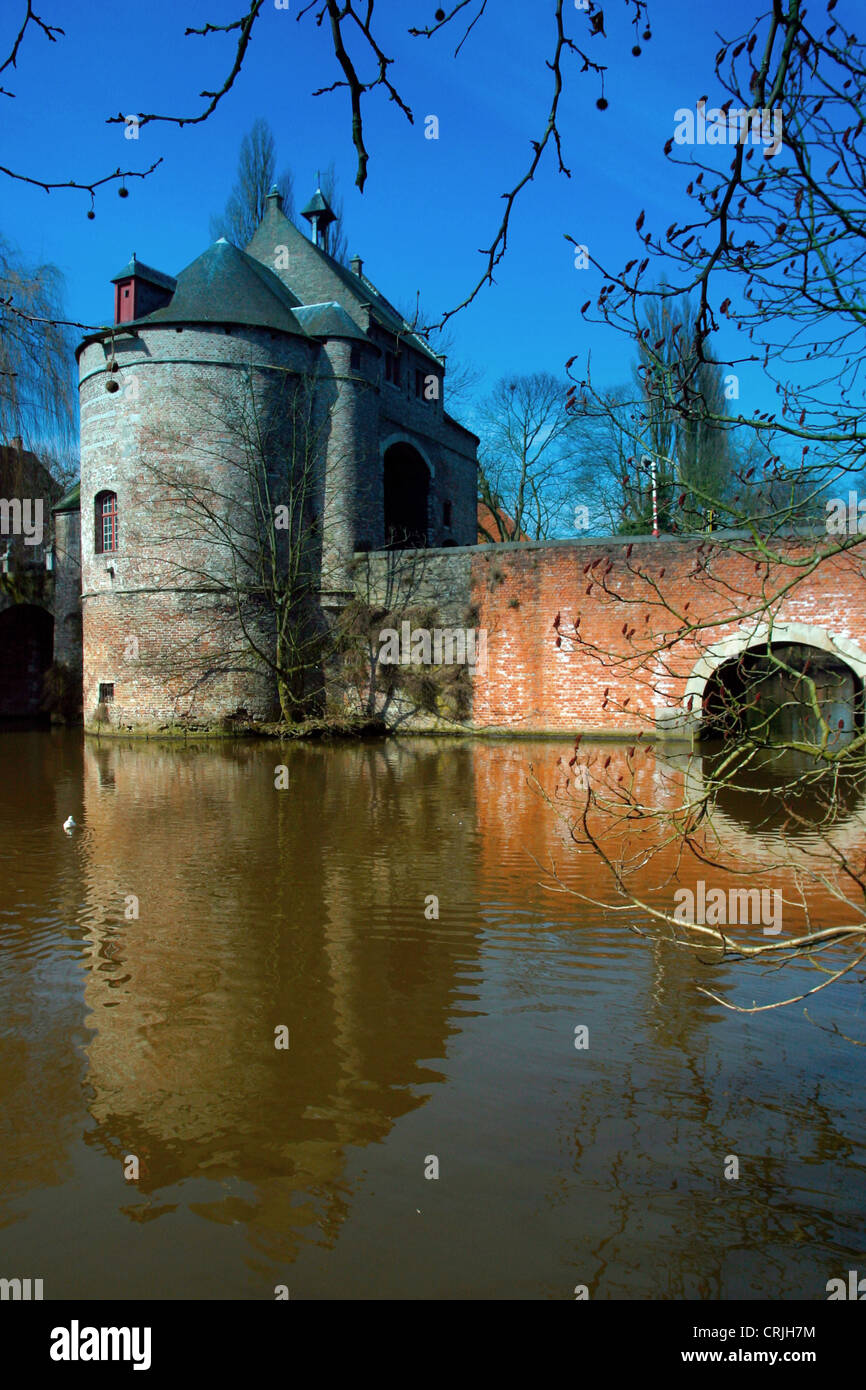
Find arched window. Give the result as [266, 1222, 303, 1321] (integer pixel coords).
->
[95, 491, 118, 554]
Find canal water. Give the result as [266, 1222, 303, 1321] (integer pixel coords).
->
[0, 729, 864, 1300]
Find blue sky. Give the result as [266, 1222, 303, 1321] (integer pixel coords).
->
[1, 0, 773, 418]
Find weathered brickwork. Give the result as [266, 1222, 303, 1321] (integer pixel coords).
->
[52, 506, 82, 672]
[359, 535, 866, 737]
[83, 588, 278, 729]
[79, 326, 316, 728]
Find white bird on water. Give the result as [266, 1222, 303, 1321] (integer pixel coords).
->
[63, 816, 76, 834]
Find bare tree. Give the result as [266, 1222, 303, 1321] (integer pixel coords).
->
[398, 294, 482, 416]
[209, 117, 295, 246]
[2, 2, 651, 331]
[332, 551, 474, 728]
[477, 373, 580, 540]
[570, 295, 741, 536]
[318, 161, 349, 268]
[139, 367, 332, 723]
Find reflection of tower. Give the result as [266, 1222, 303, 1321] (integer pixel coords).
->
[75, 737, 482, 1287]
[0, 732, 87, 1219]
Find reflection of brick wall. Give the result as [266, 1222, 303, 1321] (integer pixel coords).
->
[359, 535, 866, 735]
[78, 737, 478, 1206]
[472, 739, 866, 934]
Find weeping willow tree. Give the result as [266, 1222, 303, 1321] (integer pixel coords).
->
[0, 234, 78, 479]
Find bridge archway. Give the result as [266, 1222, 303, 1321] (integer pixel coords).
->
[685, 622, 866, 739]
[383, 439, 431, 549]
[0, 603, 54, 718]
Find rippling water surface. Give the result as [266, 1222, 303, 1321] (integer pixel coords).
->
[0, 729, 864, 1299]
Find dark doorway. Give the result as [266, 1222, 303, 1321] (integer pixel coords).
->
[383, 443, 429, 548]
[0, 604, 54, 718]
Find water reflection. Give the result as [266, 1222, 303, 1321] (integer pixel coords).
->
[76, 739, 481, 1261]
[0, 732, 863, 1299]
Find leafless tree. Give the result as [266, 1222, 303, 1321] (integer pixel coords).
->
[477, 373, 581, 540]
[2, 1, 650, 325]
[138, 367, 334, 723]
[398, 294, 482, 416]
[318, 161, 349, 268]
[209, 117, 295, 245]
[208, 124, 352, 267]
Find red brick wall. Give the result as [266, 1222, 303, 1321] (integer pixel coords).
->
[468, 536, 866, 736]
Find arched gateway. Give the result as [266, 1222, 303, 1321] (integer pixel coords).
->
[684, 622, 866, 738]
[383, 441, 430, 549]
[0, 604, 54, 718]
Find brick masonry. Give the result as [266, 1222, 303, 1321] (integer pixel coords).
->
[53, 507, 81, 673]
[74, 312, 478, 730]
[360, 533, 866, 737]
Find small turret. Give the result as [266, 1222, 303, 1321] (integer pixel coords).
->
[110, 254, 176, 324]
[300, 186, 337, 254]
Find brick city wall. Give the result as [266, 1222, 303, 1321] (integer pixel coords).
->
[359, 534, 866, 737]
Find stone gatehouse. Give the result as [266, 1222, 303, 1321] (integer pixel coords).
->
[60, 185, 478, 730]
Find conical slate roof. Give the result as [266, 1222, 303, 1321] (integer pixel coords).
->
[134, 239, 307, 335]
[246, 200, 443, 363]
[293, 301, 367, 340]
